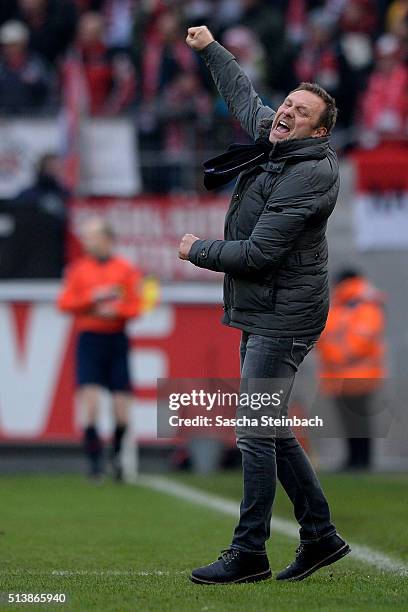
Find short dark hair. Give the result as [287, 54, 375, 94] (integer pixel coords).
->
[85, 216, 116, 241]
[290, 82, 338, 133]
[334, 267, 361, 286]
[38, 152, 58, 175]
[100, 220, 115, 241]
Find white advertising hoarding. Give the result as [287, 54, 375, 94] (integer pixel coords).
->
[0, 117, 140, 199]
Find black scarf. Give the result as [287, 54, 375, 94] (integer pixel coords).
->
[202, 138, 274, 191]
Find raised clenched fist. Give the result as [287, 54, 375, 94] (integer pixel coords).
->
[186, 26, 214, 51]
[178, 233, 199, 260]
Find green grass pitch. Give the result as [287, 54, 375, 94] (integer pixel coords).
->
[1, 471, 407, 611]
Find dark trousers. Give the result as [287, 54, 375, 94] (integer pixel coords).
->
[231, 332, 336, 553]
[334, 394, 373, 469]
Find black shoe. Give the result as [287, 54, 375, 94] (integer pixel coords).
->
[87, 471, 105, 485]
[190, 548, 272, 585]
[110, 456, 123, 482]
[276, 534, 351, 581]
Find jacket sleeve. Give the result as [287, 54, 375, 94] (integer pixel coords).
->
[188, 173, 318, 277]
[110, 267, 144, 320]
[57, 265, 94, 314]
[200, 41, 275, 140]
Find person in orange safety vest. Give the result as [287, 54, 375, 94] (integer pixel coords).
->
[316, 268, 386, 470]
[58, 216, 159, 481]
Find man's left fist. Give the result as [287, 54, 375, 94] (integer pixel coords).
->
[178, 233, 199, 260]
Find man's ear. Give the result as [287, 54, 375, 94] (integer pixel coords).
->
[313, 126, 328, 138]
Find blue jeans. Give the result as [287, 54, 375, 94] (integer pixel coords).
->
[231, 332, 336, 553]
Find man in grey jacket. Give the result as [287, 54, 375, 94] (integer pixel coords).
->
[178, 25, 350, 585]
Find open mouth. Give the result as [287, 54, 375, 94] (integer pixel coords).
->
[275, 119, 291, 135]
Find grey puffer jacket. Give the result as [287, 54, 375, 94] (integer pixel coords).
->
[188, 41, 339, 337]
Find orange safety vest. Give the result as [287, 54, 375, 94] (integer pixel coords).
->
[316, 277, 386, 395]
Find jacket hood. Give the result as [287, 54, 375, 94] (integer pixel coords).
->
[257, 117, 330, 162]
[333, 277, 386, 306]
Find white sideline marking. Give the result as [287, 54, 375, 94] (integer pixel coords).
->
[138, 475, 408, 577]
[51, 570, 188, 577]
[0, 569, 188, 577]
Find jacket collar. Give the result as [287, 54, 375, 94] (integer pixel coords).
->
[256, 138, 329, 175]
[268, 136, 329, 161]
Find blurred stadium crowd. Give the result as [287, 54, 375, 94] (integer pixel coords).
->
[0, 0, 407, 276]
[0, 0, 407, 158]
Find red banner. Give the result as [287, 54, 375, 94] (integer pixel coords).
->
[351, 144, 408, 250]
[68, 195, 229, 281]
